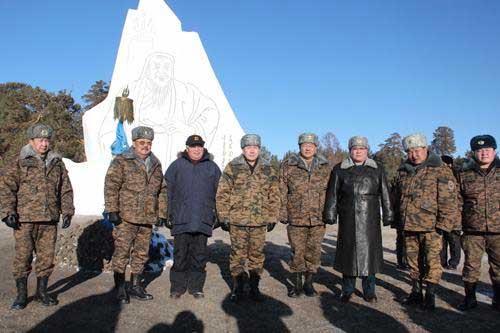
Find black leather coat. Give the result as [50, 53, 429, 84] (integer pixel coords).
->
[324, 158, 394, 276]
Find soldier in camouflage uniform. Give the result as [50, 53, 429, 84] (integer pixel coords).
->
[457, 135, 500, 312]
[392, 133, 460, 310]
[0, 124, 74, 309]
[104, 126, 167, 304]
[279, 133, 332, 298]
[216, 134, 280, 302]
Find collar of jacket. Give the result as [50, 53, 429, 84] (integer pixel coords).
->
[180, 149, 213, 163]
[399, 151, 442, 174]
[121, 148, 160, 170]
[462, 156, 500, 173]
[286, 153, 329, 170]
[19, 144, 60, 166]
[231, 154, 270, 167]
[340, 157, 378, 169]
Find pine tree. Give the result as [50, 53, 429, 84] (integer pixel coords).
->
[431, 126, 456, 156]
[318, 132, 348, 165]
[82, 80, 109, 111]
[0, 82, 85, 166]
[373, 132, 404, 182]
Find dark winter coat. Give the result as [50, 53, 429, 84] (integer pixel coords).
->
[324, 158, 394, 276]
[165, 150, 221, 236]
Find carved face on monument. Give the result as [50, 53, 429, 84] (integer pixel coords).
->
[145, 54, 174, 87]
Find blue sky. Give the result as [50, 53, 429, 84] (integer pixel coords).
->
[1, 0, 499, 158]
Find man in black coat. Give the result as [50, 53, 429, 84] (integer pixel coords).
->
[324, 136, 394, 303]
[164, 134, 221, 299]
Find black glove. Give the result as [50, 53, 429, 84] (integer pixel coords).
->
[156, 218, 167, 227]
[108, 212, 122, 226]
[279, 220, 289, 225]
[435, 228, 444, 235]
[267, 222, 276, 232]
[62, 215, 72, 229]
[165, 218, 173, 230]
[3, 214, 20, 229]
[324, 218, 336, 225]
[220, 220, 230, 232]
[213, 220, 221, 230]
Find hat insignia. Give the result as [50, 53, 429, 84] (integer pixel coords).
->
[478, 140, 484, 145]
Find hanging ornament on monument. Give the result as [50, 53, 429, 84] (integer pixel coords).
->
[113, 86, 134, 124]
[111, 87, 134, 157]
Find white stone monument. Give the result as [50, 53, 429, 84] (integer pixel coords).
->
[66, 0, 244, 215]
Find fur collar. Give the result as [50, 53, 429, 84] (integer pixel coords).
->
[399, 151, 442, 174]
[462, 157, 500, 172]
[179, 149, 214, 162]
[340, 157, 378, 169]
[121, 148, 160, 169]
[286, 153, 329, 168]
[231, 154, 270, 167]
[19, 144, 60, 165]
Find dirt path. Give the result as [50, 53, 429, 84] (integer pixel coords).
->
[0, 217, 499, 332]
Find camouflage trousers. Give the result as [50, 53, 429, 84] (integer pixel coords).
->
[13, 222, 58, 279]
[462, 233, 500, 284]
[405, 231, 443, 284]
[229, 225, 267, 277]
[287, 225, 325, 273]
[112, 221, 152, 274]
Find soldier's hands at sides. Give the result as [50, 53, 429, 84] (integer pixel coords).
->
[62, 215, 72, 229]
[2, 214, 20, 229]
[220, 220, 230, 232]
[108, 212, 122, 226]
[324, 218, 336, 225]
[267, 222, 276, 232]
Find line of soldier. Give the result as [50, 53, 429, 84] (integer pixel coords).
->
[0, 124, 498, 315]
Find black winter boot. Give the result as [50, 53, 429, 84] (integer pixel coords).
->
[11, 277, 28, 310]
[249, 270, 264, 302]
[422, 283, 437, 310]
[114, 272, 129, 304]
[493, 283, 500, 311]
[230, 273, 246, 303]
[458, 282, 477, 311]
[129, 273, 153, 300]
[303, 272, 318, 297]
[402, 279, 423, 305]
[288, 272, 303, 298]
[34, 276, 58, 306]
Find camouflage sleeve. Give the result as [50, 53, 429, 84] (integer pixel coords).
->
[158, 166, 168, 220]
[380, 168, 394, 226]
[104, 158, 123, 213]
[216, 164, 234, 223]
[323, 168, 340, 223]
[436, 166, 461, 232]
[59, 161, 75, 217]
[278, 163, 289, 222]
[266, 167, 281, 223]
[0, 162, 20, 219]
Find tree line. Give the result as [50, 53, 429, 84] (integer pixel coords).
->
[0, 81, 467, 180]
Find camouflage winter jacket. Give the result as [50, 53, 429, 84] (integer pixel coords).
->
[216, 155, 280, 227]
[104, 149, 167, 225]
[457, 157, 500, 233]
[0, 144, 74, 222]
[392, 152, 460, 232]
[279, 153, 332, 226]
